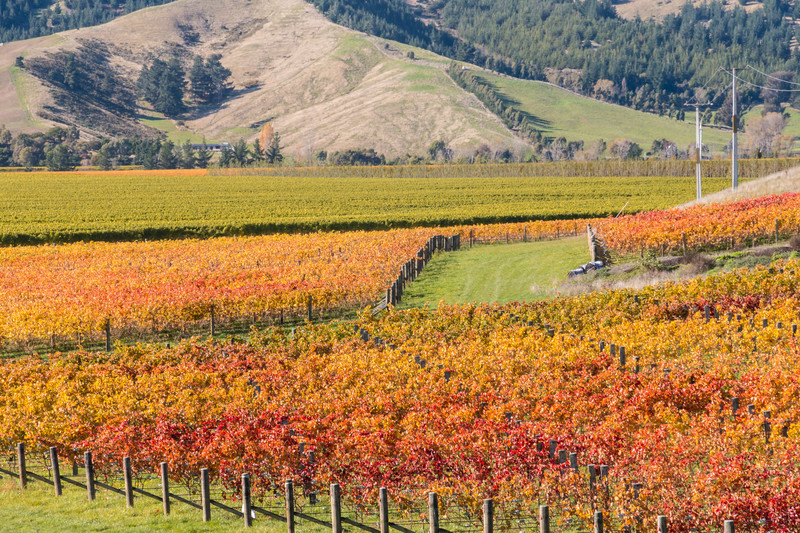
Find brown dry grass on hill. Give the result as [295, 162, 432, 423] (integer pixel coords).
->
[614, 0, 762, 20]
[679, 164, 800, 207]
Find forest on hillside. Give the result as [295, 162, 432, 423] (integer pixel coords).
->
[0, 0, 174, 42]
[310, 0, 800, 116]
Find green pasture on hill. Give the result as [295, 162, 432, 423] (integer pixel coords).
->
[476, 71, 731, 152]
[0, 170, 755, 245]
[400, 237, 589, 307]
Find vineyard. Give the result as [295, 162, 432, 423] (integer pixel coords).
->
[0, 220, 590, 352]
[2, 259, 800, 531]
[0, 168, 765, 245]
[3, 172, 800, 530]
[597, 192, 800, 258]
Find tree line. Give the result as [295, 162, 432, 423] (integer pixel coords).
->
[0, 125, 218, 170]
[0, 0, 177, 43]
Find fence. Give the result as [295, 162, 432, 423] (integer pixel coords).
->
[378, 223, 586, 310]
[379, 234, 461, 310]
[0, 442, 752, 533]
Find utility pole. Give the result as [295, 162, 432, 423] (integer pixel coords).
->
[731, 68, 739, 190]
[695, 105, 703, 200]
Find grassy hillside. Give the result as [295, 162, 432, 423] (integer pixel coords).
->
[476, 71, 732, 153]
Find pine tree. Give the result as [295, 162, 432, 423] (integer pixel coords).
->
[232, 138, 250, 166]
[205, 54, 232, 102]
[252, 139, 265, 162]
[265, 132, 283, 164]
[195, 141, 213, 168]
[188, 55, 211, 103]
[219, 146, 233, 167]
[158, 140, 178, 169]
[63, 53, 78, 90]
[181, 140, 196, 169]
[154, 58, 186, 116]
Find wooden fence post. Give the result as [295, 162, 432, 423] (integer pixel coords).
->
[286, 479, 295, 533]
[483, 499, 493, 533]
[49, 447, 62, 496]
[569, 452, 578, 473]
[105, 319, 111, 352]
[123, 456, 134, 507]
[594, 511, 603, 533]
[775, 218, 779, 243]
[379, 487, 389, 533]
[724, 520, 735, 533]
[657, 515, 667, 533]
[161, 462, 170, 515]
[307, 296, 313, 322]
[428, 492, 439, 533]
[201, 468, 211, 522]
[84, 451, 95, 501]
[764, 411, 772, 444]
[549, 440, 557, 460]
[242, 473, 252, 528]
[16, 442, 26, 490]
[210, 305, 216, 337]
[539, 505, 550, 533]
[330, 483, 342, 533]
[558, 450, 567, 464]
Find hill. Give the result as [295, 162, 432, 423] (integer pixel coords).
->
[0, 0, 525, 156]
[1, 0, 749, 157]
[472, 70, 731, 151]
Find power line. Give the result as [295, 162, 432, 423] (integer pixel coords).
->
[745, 64, 800, 87]
[722, 67, 800, 93]
[683, 67, 725, 107]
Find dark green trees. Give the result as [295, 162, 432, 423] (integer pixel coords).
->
[139, 54, 232, 115]
[45, 145, 78, 171]
[188, 54, 232, 104]
[138, 58, 186, 116]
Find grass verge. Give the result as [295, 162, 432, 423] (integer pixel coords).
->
[0, 478, 281, 532]
[399, 237, 589, 307]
